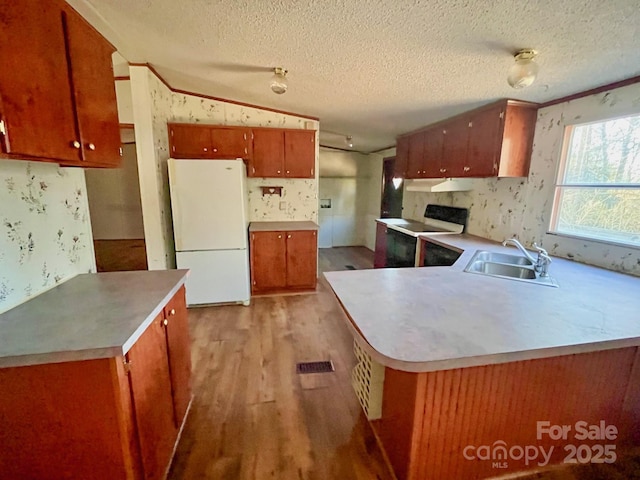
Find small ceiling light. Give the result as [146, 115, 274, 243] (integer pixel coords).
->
[507, 49, 539, 89]
[345, 135, 353, 148]
[270, 67, 288, 94]
[392, 177, 403, 189]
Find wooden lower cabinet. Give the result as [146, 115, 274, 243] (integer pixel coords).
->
[250, 230, 317, 294]
[0, 286, 191, 480]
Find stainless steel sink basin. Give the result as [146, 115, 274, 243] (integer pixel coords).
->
[471, 251, 533, 266]
[464, 250, 558, 287]
[466, 260, 537, 279]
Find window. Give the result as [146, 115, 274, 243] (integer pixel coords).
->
[550, 113, 640, 248]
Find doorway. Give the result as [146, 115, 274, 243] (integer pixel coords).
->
[85, 126, 148, 272]
[380, 156, 403, 218]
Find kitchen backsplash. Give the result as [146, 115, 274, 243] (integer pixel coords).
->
[450, 82, 640, 276]
[0, 160, 95, 314]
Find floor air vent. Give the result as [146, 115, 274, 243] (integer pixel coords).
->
[296, 361, 335, 374]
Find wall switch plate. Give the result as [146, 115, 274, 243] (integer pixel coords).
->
[279, 201, 286, 210]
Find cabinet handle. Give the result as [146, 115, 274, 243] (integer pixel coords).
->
[464, 166, 471, 172]
[440, 168, 447, 173]
[277, 170, 281, 174]
[163, 318, 168, 326]
[203, 147, 208, 152]
[468, 122, 473, 128]
[278, 235, 282, 238]
[244, 147, 248, 154]
[286, 170, 290, 174]
[87, 143, 96, 151]
[288, 234, 292, 238]
[442, 129, 447, 134]
[213, 148, 218, 152]
[119, 147, 123, 156]
[170, 308, 176, 316]
[71, 141, 81, 149]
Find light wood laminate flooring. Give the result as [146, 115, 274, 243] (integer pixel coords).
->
[167, 247, 391, 479]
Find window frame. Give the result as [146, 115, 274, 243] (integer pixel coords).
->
[548, 112, 640, 250]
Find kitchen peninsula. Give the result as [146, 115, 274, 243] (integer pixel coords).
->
[325, 235, 640, 480]
[0, 270, 191, 480]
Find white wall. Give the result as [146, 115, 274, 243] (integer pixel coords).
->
[319, 149, 370, 247]
[130, 66, 175, 270]
[449, 82, 640, 276]
[0, 160, 95, 314]
[85, 143, 144, 240]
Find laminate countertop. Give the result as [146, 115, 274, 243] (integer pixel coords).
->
[0, 270, 189, 368]
[324, 234, 640, 372]
[249, 221, 319, 232]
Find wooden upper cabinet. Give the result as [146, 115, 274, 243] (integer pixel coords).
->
[407, 131, 426, 178]
[396, 99, 537, 179]
[210, 126, 251, 159]
[441, 118, 470, 178]
[252, 128, 285, 177]
[169, 124, 212, 158]
[394, 136, 409, 178]
[422, 127, 444, 178]
[0, 0, 81, 163]
[284, 130, 315, 178]
[0, 0, 120, 167]
[168, 124, 250, 159]
[285, 230, 317, 288]
[465, 104, 504, 177]
[64, 6, 121, 167]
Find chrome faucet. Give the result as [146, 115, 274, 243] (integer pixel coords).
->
[502, 238, 552, 277]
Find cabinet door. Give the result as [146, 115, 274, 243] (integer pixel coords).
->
[441, 119, 469, 178]
[422, 127, 444, 178]
[169, 124, 213, 158]
[163, 286, 192, 428]
[286, 230, 317, 288]
[251, 129, 284, 177]
[211, 127, 251, 159]
[284, 130, 315, 178]
[0, 0, 80, 163]
[64, 6, 121, 167]
[466, 105, 503, 177]
[127, 313, 177, 480]
[394, 136, 409, 178]
[407, 132, 425, 179]
[374, 222, 387, 269]
[251, 231, 287, 291]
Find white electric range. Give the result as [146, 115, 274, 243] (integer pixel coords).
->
[378, 205, 469, 268]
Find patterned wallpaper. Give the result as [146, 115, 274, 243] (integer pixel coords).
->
[450, 82, 640, 276]
[0, 160, 94, 314]
[171, 93, 319, 222]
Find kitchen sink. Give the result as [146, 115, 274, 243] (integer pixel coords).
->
[464, 250, 558, 287]
[466, 261, 537, 279]
[471, 251, 533, 266]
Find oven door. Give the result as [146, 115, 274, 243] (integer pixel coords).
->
[421, 239, 461, 267]
[385, 228, 417, 268]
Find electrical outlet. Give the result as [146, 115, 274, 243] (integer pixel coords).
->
[279, 201, 286, 210]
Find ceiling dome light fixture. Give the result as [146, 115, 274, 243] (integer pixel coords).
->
[270, 67, 288, 94]
[345, 135, 353, 148]
[507, 49, 539, 89]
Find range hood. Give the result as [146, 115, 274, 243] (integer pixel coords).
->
[404, 178, 474, 193]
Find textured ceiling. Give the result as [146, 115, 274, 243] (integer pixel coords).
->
[70, 0, 640, 152]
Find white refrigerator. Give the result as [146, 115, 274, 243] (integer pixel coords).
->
[168, 158, 251, 306]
